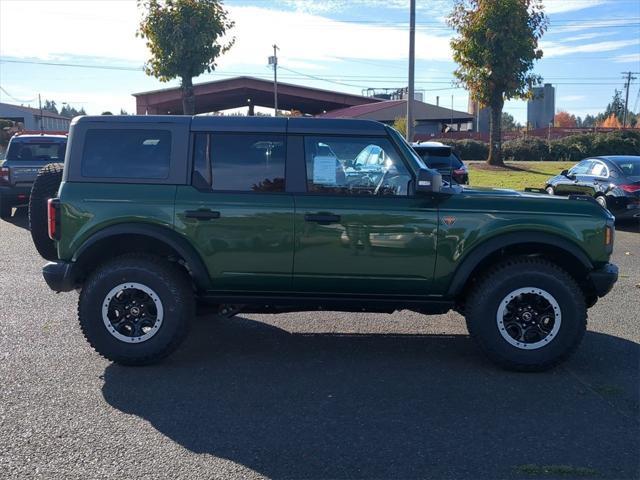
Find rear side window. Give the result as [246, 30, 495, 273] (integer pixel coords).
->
[6, 141, 66, 162]
[192, 133, 286, 192]
[82, 129, 171, 179]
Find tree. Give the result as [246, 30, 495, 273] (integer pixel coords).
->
[600, 113, 621, 128]
[392, 116, 416, 137]
[42, 100, 58, 114]
[501, 112, 521, 131]
[60, 104, 86, 118]
[448, 0, 548, 165]
[554, 111, 577, 128]
[604, 90, 624, 123]
[119, 109, 129, 115]
[137, 0, 235, 115]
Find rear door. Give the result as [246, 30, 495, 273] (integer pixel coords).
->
[291, 134, 439, 296]
[174, 128, 295, 293]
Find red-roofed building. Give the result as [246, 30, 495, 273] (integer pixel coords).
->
[319, 99, 474, 138]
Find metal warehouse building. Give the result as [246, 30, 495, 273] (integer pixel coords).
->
[0, 102, 71, 132]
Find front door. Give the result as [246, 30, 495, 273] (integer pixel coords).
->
[174, 132, 294, 293]
[556, 160, 593, 196]
[292, 135, 439, 296]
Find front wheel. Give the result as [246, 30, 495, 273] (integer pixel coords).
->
[465, 257, 586, 372]
[78, 254, 194, 365]
[595, 194, 607, 209]
[545, 186, 554, 195]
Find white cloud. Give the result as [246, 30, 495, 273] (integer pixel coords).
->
[551, 18, 639, 33]
[0, 2, 453, 67]
[613, 53, 640, 64]
[558, 32, 614, 42]
[559, 95, 586, 102]
[541, 39, 639, 57]
[543, 0, 608, 14]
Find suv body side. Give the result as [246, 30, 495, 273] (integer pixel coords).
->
[52, 116, 615, 308]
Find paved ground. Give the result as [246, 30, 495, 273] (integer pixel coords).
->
[0, 210, 638, 480]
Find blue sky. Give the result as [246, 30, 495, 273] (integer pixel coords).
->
[1, 0, 639, 123]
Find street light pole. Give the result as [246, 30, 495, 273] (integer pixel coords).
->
[406, 0, 416, 142]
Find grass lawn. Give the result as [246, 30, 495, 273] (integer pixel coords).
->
[466, 161, 576, 190]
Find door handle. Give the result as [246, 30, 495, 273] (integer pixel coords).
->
[304, 213, 341, 224]
[185, 209, 220, 220]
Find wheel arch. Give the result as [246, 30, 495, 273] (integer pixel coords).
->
[447, 231, 594, 300]
[72, 223, 211, 291]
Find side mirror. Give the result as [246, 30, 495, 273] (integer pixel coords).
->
[561, 169, 569, 176]
[416, 168, 442, 194]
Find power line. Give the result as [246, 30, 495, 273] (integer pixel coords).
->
[0, 86, 37, 103]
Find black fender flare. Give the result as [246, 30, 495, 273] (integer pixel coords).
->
[73, 223, 211, 291]
[447, 231, 594, 296]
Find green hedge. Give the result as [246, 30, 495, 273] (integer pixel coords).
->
[434, 130, 640, 161]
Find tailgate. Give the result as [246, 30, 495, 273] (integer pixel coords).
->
[7, 162, 49, 186]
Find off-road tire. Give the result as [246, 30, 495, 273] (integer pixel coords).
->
[465, 256, 587, 372]
[29, 163, 63, 260]
[78, 254, 194, 366]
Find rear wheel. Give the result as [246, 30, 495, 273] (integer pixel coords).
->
[29, 163, 63, 260]
[78, 254, 194, 365]
[465, 257, 586, 372]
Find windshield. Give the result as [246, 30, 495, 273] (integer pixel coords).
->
[612, 157, 640, 177]
[6, 141, 66, 162]
[385, 126, 427, 170]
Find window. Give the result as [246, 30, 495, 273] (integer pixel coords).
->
[6, 142, 66, 162]
[414, 147, 463, 169]
[569, 160, 593, 175]
[304, 136, 411, 196]
[82, 129, 171, 179]
[588, 161, 608, 177]
[193, 133, 286, 192]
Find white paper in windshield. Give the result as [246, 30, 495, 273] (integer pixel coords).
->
[313, 156, 337, 184]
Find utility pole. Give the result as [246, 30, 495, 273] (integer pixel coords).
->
[38, 93, 43, 133]
[269, 45, 279, 116]
[622, 71, 638, 128]
[406, 0, 416, 142]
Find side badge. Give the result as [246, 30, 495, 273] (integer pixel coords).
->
[442, 216, 456, 226]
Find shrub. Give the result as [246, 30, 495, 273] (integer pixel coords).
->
[434, 138, 489, 160]
[502, 137, 549, 161]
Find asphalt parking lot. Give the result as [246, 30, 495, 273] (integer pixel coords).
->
[1, 211, 638, 480]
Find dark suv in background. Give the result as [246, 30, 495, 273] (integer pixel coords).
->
[411, 141, 469, 185]
[0, 133, 67, 218]
[545, 156, 640, 220]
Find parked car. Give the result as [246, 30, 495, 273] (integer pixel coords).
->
[0, 133, 67, 218]
[545, 156, 640, 220]
[33, 115, 617, 372]
[411, 141, 469, 185]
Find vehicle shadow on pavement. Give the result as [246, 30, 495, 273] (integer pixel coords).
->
[616, 220, 640, 234]
[2, 208, 29, 230]
[102, 315, 639, 480]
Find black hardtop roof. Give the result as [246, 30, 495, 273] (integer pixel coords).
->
[73, 115, 388, 135]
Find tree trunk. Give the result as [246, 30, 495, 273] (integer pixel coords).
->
[181, 76, 195, 115]
[487, 97, 504, 166]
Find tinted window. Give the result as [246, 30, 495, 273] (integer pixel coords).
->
[305, 136, 411, 196]
[7, 141, 66, 162]
[612, 157, 640, 177]
[82, 129, 171, 179]
[197, 133, 286, 192]
[414, 147, 462, 169]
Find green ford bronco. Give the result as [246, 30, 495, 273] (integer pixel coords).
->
[33, 115, 618, 371]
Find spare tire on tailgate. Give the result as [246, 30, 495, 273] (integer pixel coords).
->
[29, 163, 63, 261]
